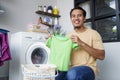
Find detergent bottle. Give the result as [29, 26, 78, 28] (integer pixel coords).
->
[53, 6, 59, 15]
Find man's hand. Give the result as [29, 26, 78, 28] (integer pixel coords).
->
[71, 35, 81, 43]
[45, 34, 52, 40]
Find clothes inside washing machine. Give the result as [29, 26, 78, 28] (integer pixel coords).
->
[31, 47, 48, 64]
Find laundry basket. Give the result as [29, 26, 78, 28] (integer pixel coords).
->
[21, 64, 57, 80]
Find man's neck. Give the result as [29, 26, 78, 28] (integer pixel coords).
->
[74, 26, 87, 33]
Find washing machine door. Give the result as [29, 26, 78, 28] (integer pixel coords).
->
[26, 42, 50, 64]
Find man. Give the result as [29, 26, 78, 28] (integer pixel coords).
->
[66, 7, 105, 80]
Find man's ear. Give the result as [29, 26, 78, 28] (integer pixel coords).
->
[84, 18, 86, 22]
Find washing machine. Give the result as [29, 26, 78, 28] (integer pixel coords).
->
[9, 32, 50, 80]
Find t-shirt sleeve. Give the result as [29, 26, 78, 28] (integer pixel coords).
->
[92, 31, 104, 50]
[46, 37, 52, 48]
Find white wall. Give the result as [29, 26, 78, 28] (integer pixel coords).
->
[97, 42, 120, 80]
[0, 61, 9, 77]
[57, 0, 74, 34]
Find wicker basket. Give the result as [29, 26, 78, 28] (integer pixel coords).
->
[21, 64, 57, 80]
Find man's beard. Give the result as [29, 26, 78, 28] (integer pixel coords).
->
[74, 26, 80, 29]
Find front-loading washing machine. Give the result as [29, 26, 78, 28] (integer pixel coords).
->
[9, 32, 50, 80]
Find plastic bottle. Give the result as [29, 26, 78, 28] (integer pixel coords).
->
[43, 6, 47, 12]
[53, 6, 59, 15]
[54, 18, 58, 25]
[47, 6, 53, 13]
[38, 5, 42, 11]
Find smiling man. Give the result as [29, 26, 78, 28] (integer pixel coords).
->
[66, 7, 105, 80]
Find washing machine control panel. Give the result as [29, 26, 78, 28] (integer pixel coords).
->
[24, 33, 47, 42]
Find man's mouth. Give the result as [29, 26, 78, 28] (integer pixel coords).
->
[74, 20, 80, 24]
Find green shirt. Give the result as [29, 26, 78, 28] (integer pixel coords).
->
[46, 35, 78, 71]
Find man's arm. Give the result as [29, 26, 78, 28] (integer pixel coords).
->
[71, 35, 105, 60]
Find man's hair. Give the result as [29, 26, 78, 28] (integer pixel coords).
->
[70, 6, 86, 17]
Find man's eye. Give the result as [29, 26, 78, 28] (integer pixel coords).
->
[71, 14, 83, 18]
[77, 14, 82, 17]
[71, 15, 75, 18]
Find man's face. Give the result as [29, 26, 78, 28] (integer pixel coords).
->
[70, 9, 86, 28]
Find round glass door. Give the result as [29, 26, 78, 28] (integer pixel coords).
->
[31, 47, 48, 64]
[26, 42, 50, 64]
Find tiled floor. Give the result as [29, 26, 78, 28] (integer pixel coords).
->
[0, 77, 8, 80]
